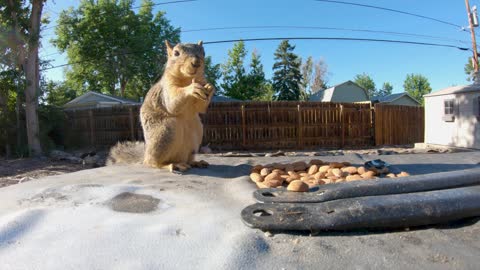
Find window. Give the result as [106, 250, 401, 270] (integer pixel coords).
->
[444, 99, 454, 115]
[443, 99, 455, 122]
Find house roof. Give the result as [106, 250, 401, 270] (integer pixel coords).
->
[64, 91, 141, 107]
[211, 96, 242, 102]
[371, 92, 421, 104]
[310, 80, 368, 101]
[424, 83, 480, 97]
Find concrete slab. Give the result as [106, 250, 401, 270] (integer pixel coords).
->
[0, 153, 479, 270]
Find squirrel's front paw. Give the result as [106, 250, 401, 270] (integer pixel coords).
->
[188, 79, 208, 101]
[204, 83, 215, 97]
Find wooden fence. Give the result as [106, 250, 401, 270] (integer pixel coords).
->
[63, 102, 423, 150]
[374, 103, 424, 146]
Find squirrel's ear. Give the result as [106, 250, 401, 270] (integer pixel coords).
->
[197, 40, 203, 46]
[165, 40, 174, 56]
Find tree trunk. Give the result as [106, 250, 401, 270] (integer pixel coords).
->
[15, 89, 22, 150]
[120, 78, 128, 97]
[22, 0, 44, 156]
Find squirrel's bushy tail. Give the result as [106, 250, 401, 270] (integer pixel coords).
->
[107, 141, 145, 165]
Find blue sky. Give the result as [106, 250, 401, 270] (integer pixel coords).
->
[41, 0, 480, 93]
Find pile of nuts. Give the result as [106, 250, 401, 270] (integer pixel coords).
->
[249, 159, 410, 192]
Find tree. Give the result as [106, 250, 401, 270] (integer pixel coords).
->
[52, 0, 180, 99]
[3, 0, 46, 156]
[311, 59, 328, 93]
[354, 73, 376, 98]
[377, 82, 393, 97]
[204, 56, 221, 93]
[41, 81, 77, 107]
[246, 50, 269, 100]
[300, 56, 313, 101]
[403, 74, 432, 105]
[272, 40, 303, 100]
[464, 57, 479, 81]
[220, 41, 248, 99]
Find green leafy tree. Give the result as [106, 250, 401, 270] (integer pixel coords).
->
[272, 40, 303, 100]
[204, 56, 221, 93]
[52, 0, 180, 99]
[376, 82, 393, 97]
[403, 73, 432, 105]
[464, 57, 479, 81]
[354, 73, 376, 98]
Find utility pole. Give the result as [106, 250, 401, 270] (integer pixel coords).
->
[465, 0, 479, 72]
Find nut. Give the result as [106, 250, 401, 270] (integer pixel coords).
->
[329, 162, 344, 169]
[397, 171, 410, 177]
[260, 168, 271, 176]
[319, 165, 330, 173]
[346, 174, 363, 181]
[332, 168, 343, 177]
[342, 166, 358, 175]
[309, 159, 324, 165]
[357, 166, 367, 175]
[251, 165, 263, 173]
[308, 165, 319, 175]
[263, 178, 284, 188]
[313, 171, 326, 180]
[250, 172, 264, 182]
[287, 180, 309, 192]
[386, 173, 396, 178]
[361, 171, 375, 179]
[265, 171, 281, 181]
[292, 161, 307, 171]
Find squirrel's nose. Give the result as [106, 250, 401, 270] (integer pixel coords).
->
[191, 58, 200, 68]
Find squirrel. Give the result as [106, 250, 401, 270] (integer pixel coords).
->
[107, 40, 215, 172]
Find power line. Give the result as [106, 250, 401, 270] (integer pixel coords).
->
[40, 37, 470, 71]
[314, 0, 463, 29]
[183, 25, 470, 44]
[39, 24, 472, 57]
[41, 0, 198, 31]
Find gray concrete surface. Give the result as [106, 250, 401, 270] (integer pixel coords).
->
[0, 152, 479, 270]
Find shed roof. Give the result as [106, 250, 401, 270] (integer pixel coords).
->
[424, 83, 480, 98]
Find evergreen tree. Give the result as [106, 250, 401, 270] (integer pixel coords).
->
[220, 41, 248, 99]
[272, 40, 303, 100]
[246, 51, 269, 100]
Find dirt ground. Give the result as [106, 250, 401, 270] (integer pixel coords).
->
[0, 158, 88, 188]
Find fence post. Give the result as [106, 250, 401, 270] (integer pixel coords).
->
[297, 104, 303, 148]
[128, 107, 135, 140]
[340, 104, 345, 148]
[88, 110, 95, 147]
[241, 104, 246, 148]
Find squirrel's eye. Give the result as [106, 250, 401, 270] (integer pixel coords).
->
[174, 50, 180, 56]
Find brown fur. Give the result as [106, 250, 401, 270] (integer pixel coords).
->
[107, 40, 214, 171]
